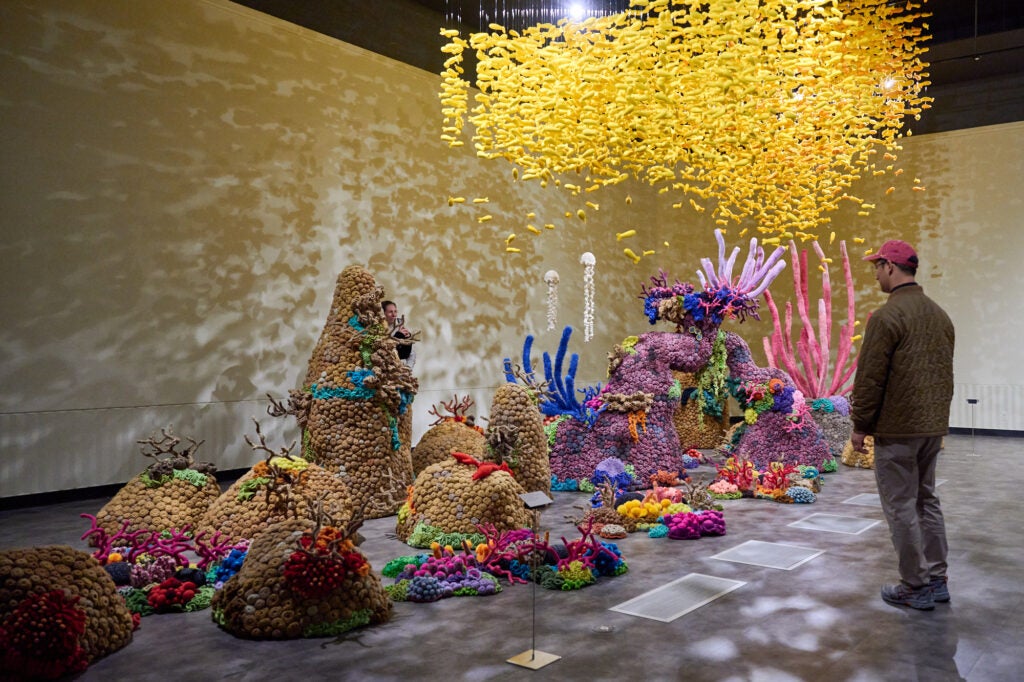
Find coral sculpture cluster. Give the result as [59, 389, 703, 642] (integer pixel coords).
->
[412, 395, 486, 475]
[547, 231, 829, 487]
[0, 546, 135, 678]
[80, 512, 241, 617]
[289, 265, 417, 517]
[211, 513, 391, 639]
[387, 521, 627, 600]
[92, 426, 220, 539]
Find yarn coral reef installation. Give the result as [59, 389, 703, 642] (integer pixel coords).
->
[440, 0, 930, 239]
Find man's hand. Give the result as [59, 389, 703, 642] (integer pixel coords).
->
[851, 431, 869, 453]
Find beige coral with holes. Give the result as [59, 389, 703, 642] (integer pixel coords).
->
[211, 518, 391, 639]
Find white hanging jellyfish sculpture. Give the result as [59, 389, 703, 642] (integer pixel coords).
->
[580, 252, 596, 342]
[544, 270, 560, 332]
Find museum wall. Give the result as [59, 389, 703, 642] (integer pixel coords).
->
[1, 0, 1020, 499]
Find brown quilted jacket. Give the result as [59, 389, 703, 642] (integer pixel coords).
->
[851, 284, 955, 438]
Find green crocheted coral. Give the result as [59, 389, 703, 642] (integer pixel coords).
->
[302, 609, 372, 637]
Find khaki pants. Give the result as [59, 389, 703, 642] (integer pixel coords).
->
[874, 435, 948, 588]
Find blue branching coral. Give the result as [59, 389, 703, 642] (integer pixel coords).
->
[503, 327, 601, 425]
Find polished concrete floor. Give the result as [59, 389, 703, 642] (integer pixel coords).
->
[1, 434, 1021, 681]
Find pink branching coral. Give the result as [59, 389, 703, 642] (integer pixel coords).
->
[763, 240, 859, 399]
[470, 524, 536, 584]
[81, 514, 234, 570]
[555, 519, 622, 573]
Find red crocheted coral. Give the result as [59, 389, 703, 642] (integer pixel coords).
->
[147, 577, 197, 611]
[0, 590, 89, 679]
[284, 526, 369, 599]
[451, 451, 514, 480]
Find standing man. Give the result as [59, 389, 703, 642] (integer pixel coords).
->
[851, 239, 955, 611]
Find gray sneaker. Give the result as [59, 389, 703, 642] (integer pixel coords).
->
[881, 583, 935, 610]
[929, 576, 950, 603]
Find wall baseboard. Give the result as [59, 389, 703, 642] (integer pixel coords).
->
[947, 426, 1024, 438]
[0, 468, 249, 512]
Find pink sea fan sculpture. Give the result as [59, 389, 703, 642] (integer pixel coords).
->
[762, 240, 859, 399]
[761, 239, 857, 459]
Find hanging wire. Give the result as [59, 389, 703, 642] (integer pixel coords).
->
[449, 0, 636, 34]
[973, 0, 980, 61]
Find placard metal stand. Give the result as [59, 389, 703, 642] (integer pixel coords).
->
[967, 398, 978, 457]
[507, 491, 561, 670]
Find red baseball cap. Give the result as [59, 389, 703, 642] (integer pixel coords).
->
[863, 239, 919, 268]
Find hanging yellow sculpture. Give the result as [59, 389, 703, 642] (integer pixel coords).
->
[439, 0, 931, 238]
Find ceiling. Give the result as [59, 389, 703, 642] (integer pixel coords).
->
[232, 0, 1024, 134]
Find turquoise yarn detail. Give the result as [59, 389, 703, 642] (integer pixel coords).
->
[798, 465, 820, 479]
[347, 315, 365, 332]
[399, 389, 414, 415]
[310, 369, 377, 401]
[551, 476, 578, 491]
[389, 416, 401, 450]
[311, 383, 371, 400]
[810, 398, 835, 413]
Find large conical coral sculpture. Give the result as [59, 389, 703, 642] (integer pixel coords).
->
[762, 240, 858, 458]
[547, 230, 830, 484]
[288, 265, 416, 518]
